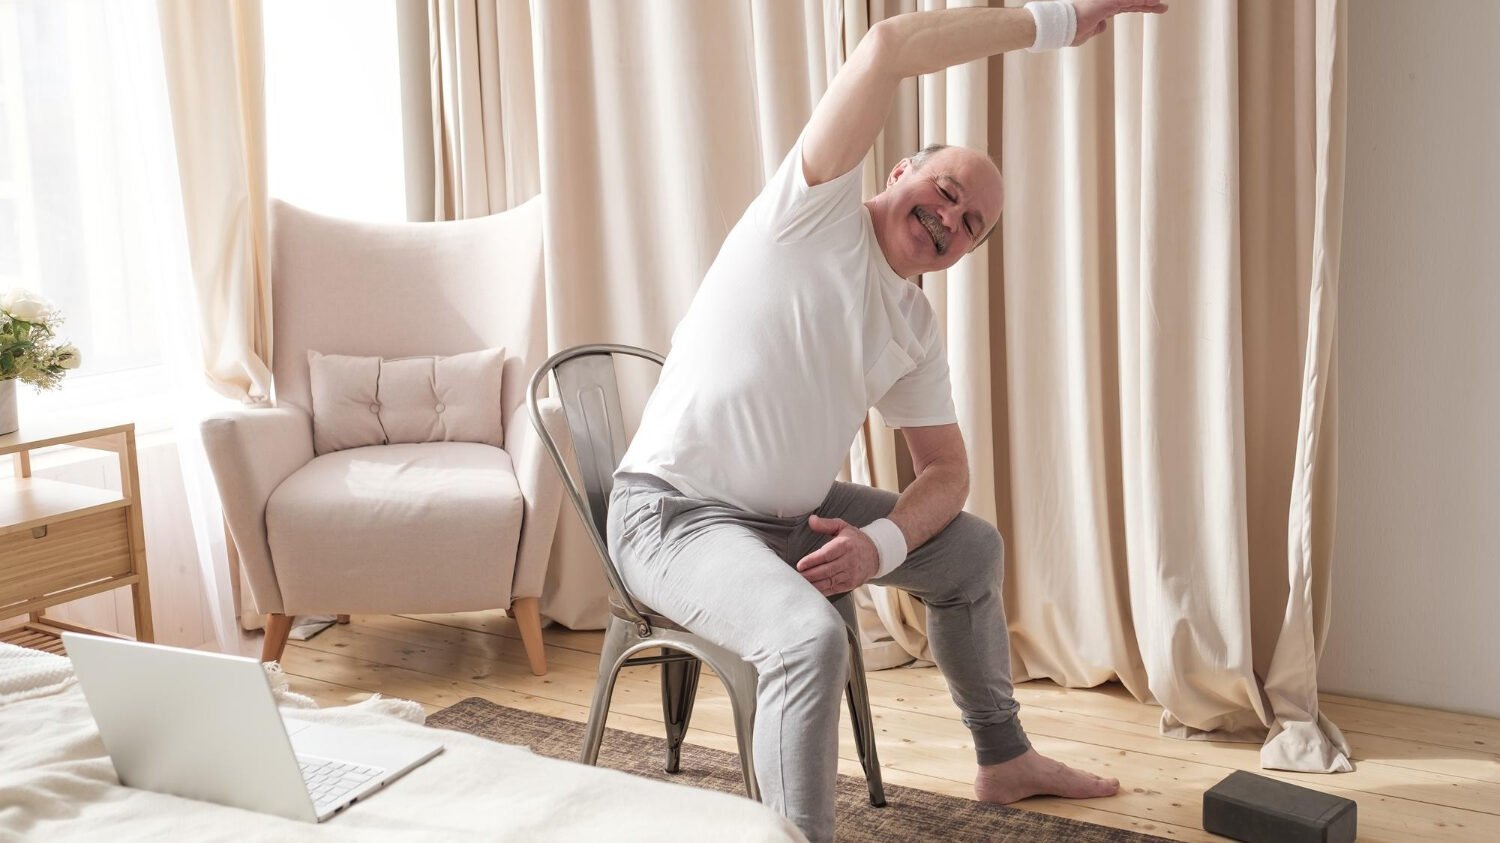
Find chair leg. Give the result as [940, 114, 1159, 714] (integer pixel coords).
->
[695, 649, 761, 802]
[262, 613, 293, 663]
[659, 649, 701, 774]
[581, 617, 633, 765]
[845, 625, 887, 807]
[511, 596, 547, 676]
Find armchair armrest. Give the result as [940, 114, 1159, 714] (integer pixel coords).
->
[199, 404, 315, 616]
[506, 396, 568, 600]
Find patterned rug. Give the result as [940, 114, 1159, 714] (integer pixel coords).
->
[427, 697, 1171, 842]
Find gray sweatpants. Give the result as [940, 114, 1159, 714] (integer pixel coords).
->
[606, 473, 1030, 843]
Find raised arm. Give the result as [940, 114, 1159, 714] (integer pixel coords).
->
[801, 0, 1168, 187]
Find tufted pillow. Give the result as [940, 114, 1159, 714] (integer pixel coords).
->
[307, 348, 505, 455]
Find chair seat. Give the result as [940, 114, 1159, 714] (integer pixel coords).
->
[608, 595, 690, 632]
[267, 441, 523, 614]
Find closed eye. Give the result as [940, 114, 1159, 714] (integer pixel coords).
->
[937, 185, 975, 236]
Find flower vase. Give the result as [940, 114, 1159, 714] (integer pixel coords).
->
[0, 379, 16, 436]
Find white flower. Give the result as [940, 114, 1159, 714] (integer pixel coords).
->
[0, 288, 53, 323]
[57, 344, 82, 369]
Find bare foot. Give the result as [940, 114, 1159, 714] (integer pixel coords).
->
[974, 749, 1120, 804]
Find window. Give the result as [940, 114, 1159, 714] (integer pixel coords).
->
[264, 0, 406, 223]
[1, 0, 408, 424]
[1, 0, 190, 427]
[0, 1, 179, 391]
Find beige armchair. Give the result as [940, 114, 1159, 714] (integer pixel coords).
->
[201, 196, 566, 674]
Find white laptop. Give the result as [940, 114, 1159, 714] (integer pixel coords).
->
[63, 632, 443, 822]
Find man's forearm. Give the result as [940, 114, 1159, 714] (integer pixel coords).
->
[887, 458, 970, 551]
[802, 4, 1045, 185]
[870, 6, 1038, 81]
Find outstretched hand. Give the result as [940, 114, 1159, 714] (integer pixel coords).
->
[795, 515, 880, 597]
[1071, 0, 1168, 47]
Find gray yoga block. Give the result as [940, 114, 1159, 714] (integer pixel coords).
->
[1202, 770, 1357, 843]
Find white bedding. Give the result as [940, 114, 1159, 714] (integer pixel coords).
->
[0, 643, 804, 842]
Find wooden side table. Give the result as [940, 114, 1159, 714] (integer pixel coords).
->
[0, 419, 154, 653]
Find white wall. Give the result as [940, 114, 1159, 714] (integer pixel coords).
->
[1319, 0, 1500, 717]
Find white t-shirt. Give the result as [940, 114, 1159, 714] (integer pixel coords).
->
[616, 135, 958, 517]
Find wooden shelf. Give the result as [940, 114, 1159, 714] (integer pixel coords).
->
[1, 622, 71, 655]
[0, 418, 134, 458]
[1, 620, 126, 655]
[0, 477, 129, 538]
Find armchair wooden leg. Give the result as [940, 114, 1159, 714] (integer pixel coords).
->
[262, 613, 293, 663]
[336, 614, 351, 624]
[511, 597, 547, 676]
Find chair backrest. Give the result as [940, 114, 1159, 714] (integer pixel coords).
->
[269, 197, 546, 437]
[528, 344, 664, 631]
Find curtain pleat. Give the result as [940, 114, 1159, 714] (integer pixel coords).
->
[1260, 0, 1351, 773]
[157, 0, 272, 403]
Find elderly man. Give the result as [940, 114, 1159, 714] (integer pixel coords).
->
[608, 1, 1168, 839]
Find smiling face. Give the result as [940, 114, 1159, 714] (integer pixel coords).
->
[865, 145, 1004, 279]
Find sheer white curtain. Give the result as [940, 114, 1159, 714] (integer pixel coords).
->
[1, 1, 183, 402]
[1, 0, 246, 651]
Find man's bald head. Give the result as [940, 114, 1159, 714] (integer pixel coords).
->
[865, 143, 1004, 278]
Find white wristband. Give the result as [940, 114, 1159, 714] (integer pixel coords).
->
[1025, 1, 1077, 52]
[862, 518, 909, 579]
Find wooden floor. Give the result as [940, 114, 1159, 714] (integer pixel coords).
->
[279, 611, 1499, 842]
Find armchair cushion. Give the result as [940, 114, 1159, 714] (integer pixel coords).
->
[309, 348, 505, 455]
[266, 441, 523, 614]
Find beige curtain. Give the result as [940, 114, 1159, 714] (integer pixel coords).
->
[435, 0, 1350, 773]
[158, 0, 277, 637]
[835, 0, 1350, 771]
[428, 0, 540, 218]
[982, 0, 1350, 772]
[437, 0, 836, 627]
[1261, 0, 1348, 773]
[157, 0, 273, 404]
[838, 0, 1001, 670]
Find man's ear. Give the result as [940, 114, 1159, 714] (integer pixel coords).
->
[888, 157, 913, 187]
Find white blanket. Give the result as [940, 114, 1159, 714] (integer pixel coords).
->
[0, 643, 803, 842]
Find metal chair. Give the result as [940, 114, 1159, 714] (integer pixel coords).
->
[528, 343, 886, 807]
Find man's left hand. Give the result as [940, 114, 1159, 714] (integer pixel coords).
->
[795, 515, 880, 597]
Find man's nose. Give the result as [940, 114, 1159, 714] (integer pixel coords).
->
[938, 204, 962, 232]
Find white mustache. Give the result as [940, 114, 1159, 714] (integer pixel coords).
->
[914, 207, 949, 255]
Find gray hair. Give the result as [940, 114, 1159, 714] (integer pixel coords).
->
[909, 143, 951, 171]
[910, 142, 1001, 174]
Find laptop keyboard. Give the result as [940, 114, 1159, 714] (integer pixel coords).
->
[299, 755, 385, 810]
